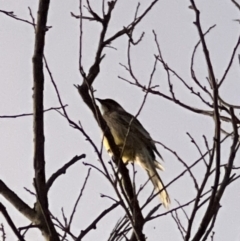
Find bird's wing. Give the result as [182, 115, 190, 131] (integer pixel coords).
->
[118, 111, 163, 160]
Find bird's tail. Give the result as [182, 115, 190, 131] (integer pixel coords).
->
[136, 157, 170, 209]
[148, 168, 171, 209]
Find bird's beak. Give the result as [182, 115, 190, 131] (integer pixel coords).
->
[95, 98, 102, 103]
[96, 98, 104, 113]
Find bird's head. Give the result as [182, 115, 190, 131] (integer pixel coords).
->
[96, 98, 124, 113]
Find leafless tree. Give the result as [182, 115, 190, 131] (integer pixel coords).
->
[0, 1, 240, 241]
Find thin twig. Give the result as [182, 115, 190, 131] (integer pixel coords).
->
[76, 202, 120, 240]
[218, 36, 240, 87]
[0, 106, 67, 118]
[68, 168, 91, 227]
[46, 154, 86, 192]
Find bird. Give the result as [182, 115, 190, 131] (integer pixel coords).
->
[96, 98, 170, 208]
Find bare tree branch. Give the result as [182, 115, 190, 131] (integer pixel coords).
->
[68, 168, 91, 229]
[0, 223, 6, 241]
[231, 0, 240, 10]
[46, 154, 86, 192]
[32, 0, 60, 240]
[0, 9, 51, 29]
[218, 36, 240, 87]
[0, 203, 25, 241]
[76, 202, 120, 240]
[0, 180, 36, 222]
[0, 106, 67, 119]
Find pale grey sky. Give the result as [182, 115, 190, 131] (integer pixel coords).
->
[0, 0, 240, 240]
